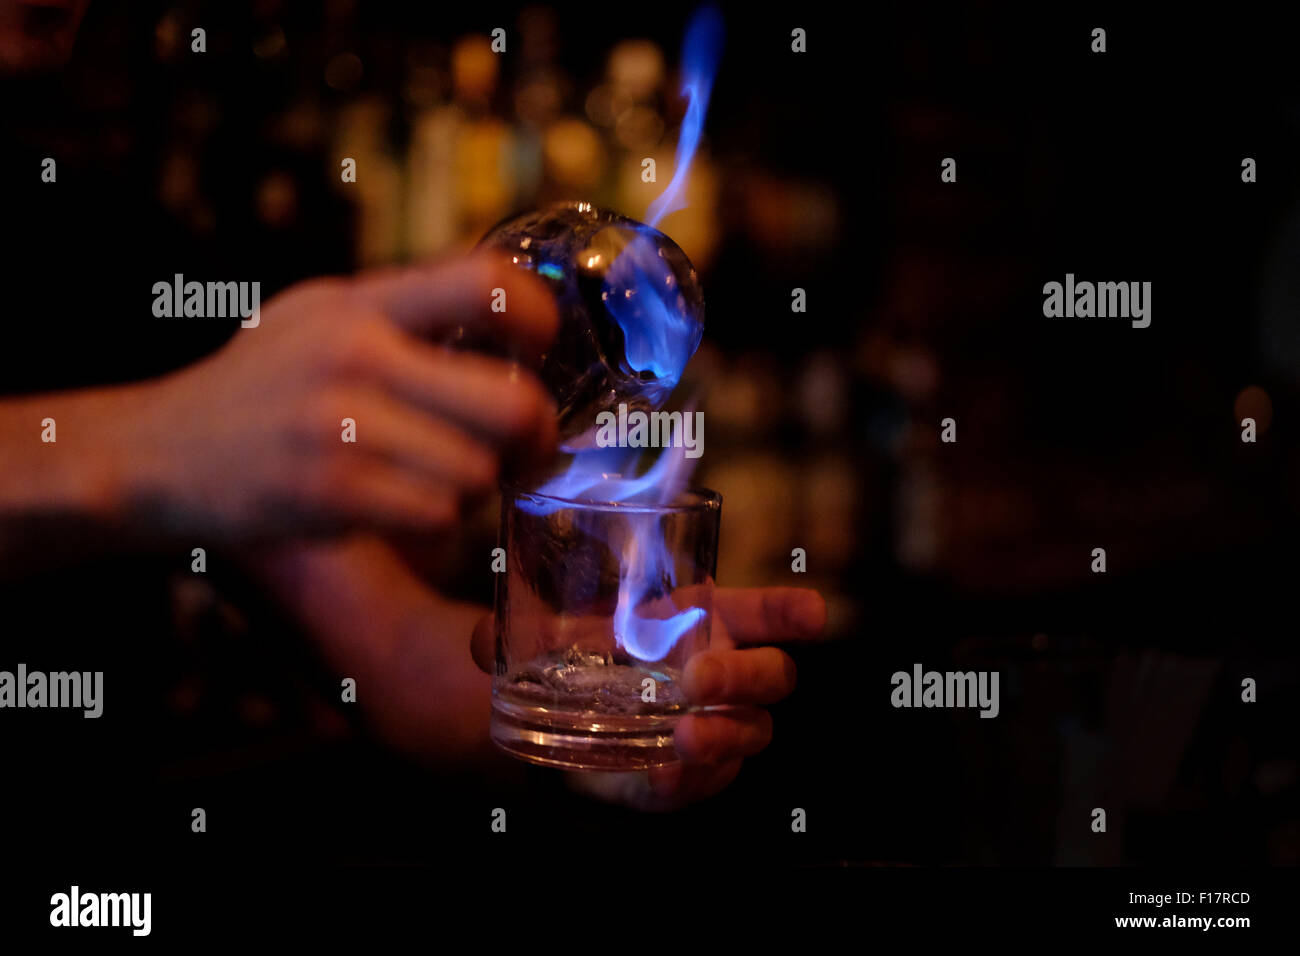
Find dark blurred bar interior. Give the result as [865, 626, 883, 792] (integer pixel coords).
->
[3, 1, 1298, 867]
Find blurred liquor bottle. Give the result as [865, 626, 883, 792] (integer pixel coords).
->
[688, 343, 858, 636]
[863, 80, 1258, 596]
[408, 34, 517, 257]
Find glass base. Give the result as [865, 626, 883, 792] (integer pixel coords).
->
[490, 696, 682, 771]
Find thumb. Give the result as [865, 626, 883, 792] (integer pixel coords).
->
[350, 253, 558, 356]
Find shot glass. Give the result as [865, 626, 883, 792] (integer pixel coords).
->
[490, 485, 721, 770]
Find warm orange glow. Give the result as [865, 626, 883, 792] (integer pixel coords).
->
[1234, 385, 1273, 434]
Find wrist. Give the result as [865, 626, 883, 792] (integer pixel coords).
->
[9, 384, 158, 538]
[83, 379, 177, 543]
[0, 388, 128, 569]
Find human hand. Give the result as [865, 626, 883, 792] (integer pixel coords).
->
[471, 586, 827, 810]
[113, 254, 558, 545]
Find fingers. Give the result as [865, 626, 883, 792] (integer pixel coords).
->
[322, 460, 461, 535]
[471, 613, 494, 673]
[371, 325, 557, 461]
[673, 708, 772, 764]
[351, 253, 559, 357]
[645, 759, 743, 805]
[713, 587, 828, 645]
[683, 646, 797, 706]
[339, 389, 500, 499]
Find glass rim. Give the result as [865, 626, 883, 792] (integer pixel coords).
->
[502, 482, 721, 515]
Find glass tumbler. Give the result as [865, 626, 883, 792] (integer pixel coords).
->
[491, 485, 721, 770]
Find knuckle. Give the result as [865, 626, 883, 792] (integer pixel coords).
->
[326, 318, 390, 378]
[307, 276, 350, 299]
[296, 392, 353, 445]
[287, 276, 349, 313]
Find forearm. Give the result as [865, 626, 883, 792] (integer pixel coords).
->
[246, 535, 501, 769]
[0, 385, 148, 575]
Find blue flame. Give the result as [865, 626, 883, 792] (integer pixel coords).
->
[517, 7, 724, 664]
[602, 230, 703, 389]
[522, 440, 684, 512]
[645, 5, 725, 228]
[519, 441, 706, 663]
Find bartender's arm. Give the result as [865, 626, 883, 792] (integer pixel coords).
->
[0, 255, 558, 574]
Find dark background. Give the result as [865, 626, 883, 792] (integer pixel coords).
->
[2, 0, 1297, 897]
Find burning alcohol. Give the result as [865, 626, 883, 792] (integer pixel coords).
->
[490, 486, 719, 770]
[480, 202, 705, 448]
[481, 205, 714, 770]
[483, 5, 726, 770]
